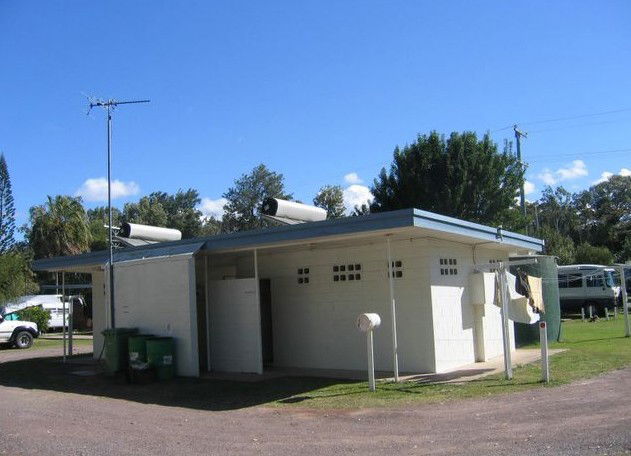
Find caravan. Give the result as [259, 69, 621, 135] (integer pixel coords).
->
[557, 264, 620, 315]
[0, 295, 85, 330]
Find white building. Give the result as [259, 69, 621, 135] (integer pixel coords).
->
[33, 209, 543, 378]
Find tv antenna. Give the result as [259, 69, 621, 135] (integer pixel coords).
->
[87, 97, 150, 330]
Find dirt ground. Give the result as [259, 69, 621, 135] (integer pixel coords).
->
[1, 348, 630, 456]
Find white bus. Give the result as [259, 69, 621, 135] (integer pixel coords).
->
[557, 264, 620, 315]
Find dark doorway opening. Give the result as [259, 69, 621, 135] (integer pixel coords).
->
[259, 279, 273, 367]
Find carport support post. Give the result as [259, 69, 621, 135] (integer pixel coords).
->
[386, 237, 399, 382]
[498, 264, 513, 380]
[205, 256, 211, 372]
[62, 271, 66, 363]
[618, 265, 630, 337]
[253, 249, 263, 375]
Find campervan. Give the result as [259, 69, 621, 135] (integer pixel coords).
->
[0, 295, 84, 330]
[557, 264, 620, 315]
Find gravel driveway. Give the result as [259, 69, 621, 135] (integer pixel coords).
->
[1, 348, 630, 456]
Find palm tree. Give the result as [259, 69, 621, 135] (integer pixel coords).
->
[28, 195, 91, 258]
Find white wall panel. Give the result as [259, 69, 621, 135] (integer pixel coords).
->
[208, 278, 262, 373]
[110, 255, 199, 377]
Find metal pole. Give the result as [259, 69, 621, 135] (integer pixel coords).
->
[539, 321, 549, 383]
[62, 272, 66, 363]
[68, 295, 73, 356]
[367, 330, 376, 392]
[386, 237, 399, 382]
[619, 265, 630, 337]
[205, 255, 211, 372]
[498, 265, 513, 380]
[253, 249, 263, 374]
[514, 125, 526, 217]
[107, 104, 116, 330]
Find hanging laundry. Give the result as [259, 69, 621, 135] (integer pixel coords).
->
[527, 275, 544, 313]
[493, 269, 540, 324]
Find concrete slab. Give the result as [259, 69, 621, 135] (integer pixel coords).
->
[201, 348, 565, 384]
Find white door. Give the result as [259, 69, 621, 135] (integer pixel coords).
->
[208, 278, 262, 374]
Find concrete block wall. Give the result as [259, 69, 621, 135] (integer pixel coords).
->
[110, 255, 199, 377]
[257, 237, 435, 373]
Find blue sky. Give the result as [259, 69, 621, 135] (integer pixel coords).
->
[1, 1, 630, 231]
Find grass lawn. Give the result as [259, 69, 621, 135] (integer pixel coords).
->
[32, 337, 93, 349]
[269, 317, 631, 408]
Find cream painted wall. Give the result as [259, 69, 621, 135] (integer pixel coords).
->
[257, 238, 435, 373]
[430, 243, 516, 372]
[208, 278, 262, 374]
[109, 254, 199, 377]
[91, 269, 105, 359]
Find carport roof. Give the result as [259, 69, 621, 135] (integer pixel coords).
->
[32, 208, 544, 271]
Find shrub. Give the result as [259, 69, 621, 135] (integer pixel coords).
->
[17, 306, 51, 333]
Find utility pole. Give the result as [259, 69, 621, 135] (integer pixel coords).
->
[88, 98, 150, 329]
[514, 125, 527, 217]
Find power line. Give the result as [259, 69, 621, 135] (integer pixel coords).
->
[492, 107, 631, 133]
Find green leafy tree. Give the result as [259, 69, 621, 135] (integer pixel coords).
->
[123, 189, 202, 238]
[539, 226, 575, 265]
[200, 216, 222, 236]
[86, 206, 122, 251]
[17, 306, 51, 332]
[222, 164, 292, 232]
[0, 252, 38, 303]
[27, 196, 91, 259]
[537, 186, 579, 239]
[0, 153, 16, 253]
[574, 242, 614, 265]
[574, 175, 631, 256]
[370, 131, 524, 225]
[313, 185, 345, 218]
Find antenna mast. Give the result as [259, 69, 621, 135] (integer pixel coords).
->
[88, 98, 150, 329]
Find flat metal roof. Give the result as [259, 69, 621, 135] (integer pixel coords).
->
[32, 208, 544, 271]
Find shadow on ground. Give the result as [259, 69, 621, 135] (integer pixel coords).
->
[0, 353, 352, 411]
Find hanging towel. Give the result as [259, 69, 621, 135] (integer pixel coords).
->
[527, 275, 545, 313]
[494, 270, 540, 324]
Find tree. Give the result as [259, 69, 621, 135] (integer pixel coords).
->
[313, 185, 345, 218]
[0, 153, 16, 253]
[370, 131, 524, 225]
[537, 186, 579, 239]
[27, 195, 91, 259]
[0, 252, 38, 303]
[123, 189, 203, 238]
[222, 164, 292, 232]
[574, 243, 614, 265]
[574, 175, 631, 256]
[87, 206, 122, 251]
[539, 226, 575, 265]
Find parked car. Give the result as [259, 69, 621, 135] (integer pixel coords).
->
[0, 313, 39, 349]
[558, 264, 620, 315]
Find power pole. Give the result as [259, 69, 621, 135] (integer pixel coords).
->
[88, 98, 150, 329]
[514, 124, 527, 216]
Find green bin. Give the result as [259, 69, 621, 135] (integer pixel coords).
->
[102, 328, 138, 374]
[128, 335, 154, 364]
[146, 337, 176, 380]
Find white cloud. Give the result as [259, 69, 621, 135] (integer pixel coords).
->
[344, 172, 363, 184]
[592, 167, 631, 185]
[524, 180, 535, 195]
[75, 177, 139, 202]
[199, 197, 228, 219]
[537, 160, 588, 186]
[343, 184, 373, 212]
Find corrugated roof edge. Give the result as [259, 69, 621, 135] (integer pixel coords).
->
[32, 208, 543, 271]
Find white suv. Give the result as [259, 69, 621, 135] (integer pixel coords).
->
[0, 314, 39, 349]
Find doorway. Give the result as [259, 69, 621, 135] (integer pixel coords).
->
[259, 279, 273, 367]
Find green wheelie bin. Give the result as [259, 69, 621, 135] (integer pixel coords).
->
[128, 334, 155, 364]
[102, 328, 138, 374]
[146, 337, 176, 380]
